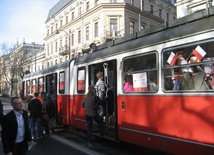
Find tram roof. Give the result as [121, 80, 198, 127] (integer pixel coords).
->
[24, 60, 71, 79]
[74, 6, 214, 65]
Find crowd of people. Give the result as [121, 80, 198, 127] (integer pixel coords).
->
[0, 92, 56, 155]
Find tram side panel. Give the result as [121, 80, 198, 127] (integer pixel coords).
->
[57, 68, 71, 126]
[70, 65, 87, 130]
[116, 39, 214, 154]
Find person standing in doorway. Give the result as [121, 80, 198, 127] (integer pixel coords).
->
[28, 92, 43, 139]
[1, 97, 33, 155]
[82, 85, 104, 147]
[94, 71, 106, 117]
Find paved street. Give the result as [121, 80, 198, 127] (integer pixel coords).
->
[0, 97, 161, 155]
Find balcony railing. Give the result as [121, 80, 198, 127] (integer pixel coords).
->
[59, 45, 69, 56]
[104, 30, 122, 39]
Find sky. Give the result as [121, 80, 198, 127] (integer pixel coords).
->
[0, 0, 59, 45]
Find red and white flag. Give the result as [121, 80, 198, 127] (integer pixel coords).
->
[167, 52, 177, 66]
[192, 45, 206, 60]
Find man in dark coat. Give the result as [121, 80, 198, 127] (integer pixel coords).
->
[0, 99, 3, 125]
[1, 97, 33, 155]
[28, 92, 43, 139]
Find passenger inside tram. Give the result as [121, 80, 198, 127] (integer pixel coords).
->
[123, 74, 133, 92]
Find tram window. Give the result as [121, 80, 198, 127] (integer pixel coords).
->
[31, 79, 37, 94]
[123, 52, 158, 92]
[38, 77, 44, 93]
[77, 67, 86, 94]
[26, 80, 30, 94]
[163, 40, 214, 91]
[59, 72, 65, 94]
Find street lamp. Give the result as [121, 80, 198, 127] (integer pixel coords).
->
[56, 30, 71, 60]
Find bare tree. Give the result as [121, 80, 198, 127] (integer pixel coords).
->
[1, 43, 28, 96]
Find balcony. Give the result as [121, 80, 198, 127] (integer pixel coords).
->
[58, 45, 69, 56]
[104, 30, 122, 39]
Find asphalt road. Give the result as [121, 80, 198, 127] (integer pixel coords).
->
[0, 97, 163, 155]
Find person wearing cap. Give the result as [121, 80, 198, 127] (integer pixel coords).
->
[82, 85, 104, 147]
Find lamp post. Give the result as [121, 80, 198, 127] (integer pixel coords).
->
[56, 30, 71, 60]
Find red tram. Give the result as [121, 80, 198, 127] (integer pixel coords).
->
[23, 8, 214, 155]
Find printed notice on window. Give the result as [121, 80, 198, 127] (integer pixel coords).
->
[78, 70, 85, 91]
[133, 72, 148, 91]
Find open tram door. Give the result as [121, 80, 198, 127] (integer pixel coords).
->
[89, 59, 118, 140]
[45, 73, 57, 120]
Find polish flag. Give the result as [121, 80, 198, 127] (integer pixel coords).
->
[167, 52, 177, 66]
[192, 45, 206, 60]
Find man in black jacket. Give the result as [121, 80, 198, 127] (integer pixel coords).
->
[28, 92, 43, 139]
[1, 97, 33, 155]
[0, 99, 3, 125]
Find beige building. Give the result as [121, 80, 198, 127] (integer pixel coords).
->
[44, 0, 176, 65]
[175, 0, 214, 18]
[0, 42, 44, 96]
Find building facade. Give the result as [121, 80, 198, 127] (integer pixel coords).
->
[44, 0, 176, 65]
[175, 0, 214, 18]
[0, 42, 45, 96]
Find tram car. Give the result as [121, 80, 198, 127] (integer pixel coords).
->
[23, 7, 214, 155]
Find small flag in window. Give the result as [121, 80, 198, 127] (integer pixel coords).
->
[167, 52, 177, 66]
[192, 45, 206, 61]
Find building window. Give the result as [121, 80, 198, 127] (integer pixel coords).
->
[47, 46, 49, 55]
[150, 5, 153, 13]
[131, 0, 134, 5]
[86, 26, 89, 40]
[55, 42, 58, 53]
[110, 18, 117, 37]
[78, 7, 81, 17]
[51, 26, 53, 34]
[94, 22, 98, 37]
[60, 39, 62, 51]
[110, 0, 117, 2]
[65, 37, 68, 50]
[47, 62, 50, 67]
[95, 0, 99, 6]
[60, 20, 63, 27]
[86, 2, 89, 11]
[47, 29, 49, 36]
[71, 12, 74, 21]
[66, 16, 68, 24]
[167, 13, 169, 21]
[141, 0, 144, 11]
[60, 58, 62, 63]
[141, 25, 145, 31]
[130, 21, 134, 34]
[159, 9, 162, 18]
[51, 44, 53, 54]
[78, 30, 81, 44]
[71, 33, 74, 46]
[55, 23, 58, 30]
[55, 59, 57, 64]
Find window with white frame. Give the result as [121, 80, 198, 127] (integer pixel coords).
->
[110, 18, 117, 37]
[86, 26, 89, 40]
[130, 21, 134, 34]
[94, 22, 98, 37]
[78, 30, 81, 43]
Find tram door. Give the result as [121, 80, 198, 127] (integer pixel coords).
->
[46, 73, 57, 116]
[89, 60, 117, 140]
